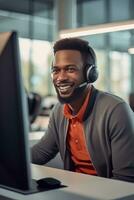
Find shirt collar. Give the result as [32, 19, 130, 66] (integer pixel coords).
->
[64, 86, 92, 122]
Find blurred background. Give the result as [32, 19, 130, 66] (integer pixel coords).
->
[0, 0, 134, 131]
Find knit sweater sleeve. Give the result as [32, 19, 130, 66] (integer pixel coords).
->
[31, 104, 60, 165]
[109, 102, 134, 182]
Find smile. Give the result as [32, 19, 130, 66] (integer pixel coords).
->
[56, 84, 73, 94]
[59, 85, 71, 92]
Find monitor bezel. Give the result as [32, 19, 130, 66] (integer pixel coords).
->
[0, 31, 33, 193]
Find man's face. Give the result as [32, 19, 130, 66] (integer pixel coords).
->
[51, 50, 85, 103]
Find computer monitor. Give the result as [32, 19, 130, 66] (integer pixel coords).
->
[0, 31, 36, 194]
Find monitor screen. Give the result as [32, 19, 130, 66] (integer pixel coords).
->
[0, 31, 33, 193]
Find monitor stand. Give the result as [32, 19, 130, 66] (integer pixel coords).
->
[0, 178, 66, 195]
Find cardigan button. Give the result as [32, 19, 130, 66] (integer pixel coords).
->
[75, 139, 78, 144]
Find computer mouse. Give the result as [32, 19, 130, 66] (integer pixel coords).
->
[37, 177, 61, 189]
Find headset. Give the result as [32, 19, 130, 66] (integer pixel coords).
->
[86, 64, 98, 83]
[85, 45, 99, 83]
[78, 46, 99, 89]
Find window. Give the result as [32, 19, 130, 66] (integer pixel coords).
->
[19, 38, 53, 96]
[110, 51, 131, 100]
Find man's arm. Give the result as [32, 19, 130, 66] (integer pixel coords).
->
[110, 102, 134, 182]
[31, 110, 59, 165]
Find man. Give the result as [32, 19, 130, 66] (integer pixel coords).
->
[32, 38, 134, 182]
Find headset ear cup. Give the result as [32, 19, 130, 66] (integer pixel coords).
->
[86, 65, 98, 83]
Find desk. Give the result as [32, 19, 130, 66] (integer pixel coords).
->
[29, 131, 45, 142]
[0, 164, 134, 200]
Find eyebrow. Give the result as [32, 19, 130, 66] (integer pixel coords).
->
[51, 64, 79, 68]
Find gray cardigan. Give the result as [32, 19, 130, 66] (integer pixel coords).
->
[32, 88, 134, 182]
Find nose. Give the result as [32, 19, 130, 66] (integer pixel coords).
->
[56, 70, 68, 81]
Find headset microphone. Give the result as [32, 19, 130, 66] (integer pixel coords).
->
[77, 81, 88, 89]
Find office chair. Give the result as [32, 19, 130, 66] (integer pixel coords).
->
[128, 92, 134, 112]
[27, 92, 42, 124]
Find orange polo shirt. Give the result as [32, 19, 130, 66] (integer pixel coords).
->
[64, 88, 97, 175]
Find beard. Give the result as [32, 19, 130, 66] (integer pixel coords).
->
[55, 83, 87, 104]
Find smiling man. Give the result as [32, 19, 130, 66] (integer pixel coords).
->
[32, 38, 134, 182]
[52, 49, 90, 112]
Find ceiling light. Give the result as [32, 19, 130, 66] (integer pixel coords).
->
[128, 48, 134, 54]
[60, 20, 134, 38]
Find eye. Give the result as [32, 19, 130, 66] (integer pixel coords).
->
[51, 67, 59, 74]
[66, 66, 77, 73]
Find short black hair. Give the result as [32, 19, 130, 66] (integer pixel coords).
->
[53, 37, 96, 65]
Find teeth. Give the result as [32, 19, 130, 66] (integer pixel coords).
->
[59, 85, 71, 92]
[59, 86, 70, 89]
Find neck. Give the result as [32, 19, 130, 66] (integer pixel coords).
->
[69, 84, 91, 114]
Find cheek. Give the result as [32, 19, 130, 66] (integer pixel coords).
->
[81, 71, 87, 82]
[68, 72, 84, 85]
[78, 72, 85, 82]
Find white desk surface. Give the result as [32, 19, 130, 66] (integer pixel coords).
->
[0, 164, 134, 200]
[29, 131, 45, 141]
